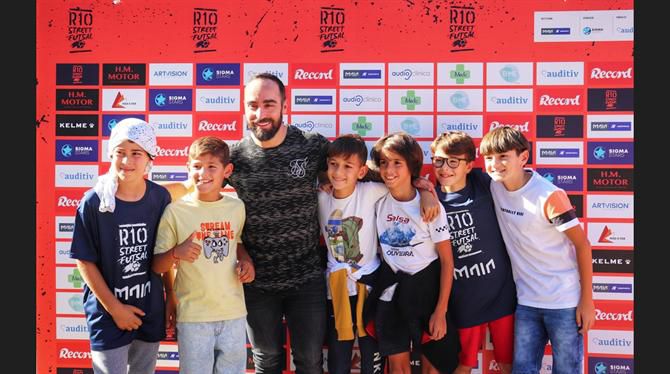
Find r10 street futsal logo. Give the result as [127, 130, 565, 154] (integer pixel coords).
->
[193, 8, 218, 53]
[320, 7, 345, 52]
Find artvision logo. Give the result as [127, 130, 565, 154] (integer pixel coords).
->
[68, 7, 93, 53]
[192, 7, 218, 52]
[320, 7, 345, 52]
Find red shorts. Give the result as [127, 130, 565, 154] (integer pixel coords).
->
[457, 314, 514, 367]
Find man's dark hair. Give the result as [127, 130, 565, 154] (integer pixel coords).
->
[251, 73, 286, 103]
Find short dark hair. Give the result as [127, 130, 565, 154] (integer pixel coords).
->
[371, 132, 423, 180]
[188, 136, 230, 165]
[480, 127, 530, 156]
[250, 73, 286, 104]
[430, 131, 476, 161]
[327, 134, 368, 165]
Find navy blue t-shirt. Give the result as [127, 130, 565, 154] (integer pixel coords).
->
[70, 180, 171, 351]
[437, 169, 517, 328]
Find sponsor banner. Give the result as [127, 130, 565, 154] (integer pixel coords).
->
[389, 89, 434, 112]
[57, 368, 94, 374]
[339, 89, 385, 112]
[148, 114, 193, 137]
[437, 89, 483, 112]
[587, 168, 633, 192]
[56, 292, 85, 315]
[592, 250, 634, 274]
[486, 62, 534, 85]
[196, 63, 240, 86]
[592, 275, 634, 301]
[588, 222, 633, 248]
[153, 138, 193, 164]
[536, 62, 584, 85]
[437, 62, 484, 86]
[536, 87, 584, 112]
[291, 89, 336, 111]
[55, 216, 75, 239]
[486, 89, 533, 112]
[418, 141, 436, 165]
[290, 114, 337, 138]
[437, 115, 483, 138]
[339, 62, 385, 86]
[339, 115, 385, 138]
[537, 168, 583, 192]
[194, 88, 240, 111]
[56, 89, 99, 111]
[56, 267, 84, 290]
[149, 165, 189, 183]
[587, 194, 633, 218]
[102, 63, 146, 85]
[56, 114, 98, 137]
[57, 341, 94, 367]
[587, 62, 633, 86]
[593, 301, 634, 329]
[290, 63, 337, 87]
[55, 165, 98, 188]
[535, 141, 583, 165]
[586, 114, 634, 139]
[101, 114, 146, 137]
[587, 357, 634, 374]
[101, 89, 146, 111]
[56, 140, 98, 162]
[56, 317, 89, 340]
[193, 113, 242, 139]
[55, 189, 85, 215]
[149, 63, 194, 86]
[56, 63, 99, 85]
[156, 343, 180, 368]
[388, 115, 434, 138]
[485, 114, 534, 139]
[536, 115, 583, 138]
[588, 329, 634, 355]
[388, 63, 435, 86]
[56, 241, 75, 265]
[534, 10, 633, 42]
[587, 88, 634, 112]
[243, 63, 289, 85]
[149, 89, 193, 111]
[568, 194, 583, 218]
[587, 141, 633, 165]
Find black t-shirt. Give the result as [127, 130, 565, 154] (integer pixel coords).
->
[228, 125, 329, 291]
[437, 170, 517, 328]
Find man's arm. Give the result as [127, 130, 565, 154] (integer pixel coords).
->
[236, 243, 255, 283]
[564, 225, 595, 333]
[76, 259, 145, 331]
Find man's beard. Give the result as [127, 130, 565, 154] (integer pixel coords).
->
[250, 113, 282, 141]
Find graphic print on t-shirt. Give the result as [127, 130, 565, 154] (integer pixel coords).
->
[118, 223, 149, 280]
[379, 215, 419, 257]
[445, 208, 481, 260]
[197, 221, 235, 264]
[325, 209, 364, 268]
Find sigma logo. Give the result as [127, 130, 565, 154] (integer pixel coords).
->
[59, 348, 92, 359]
[588, 357, 634, 374]
[199, 120, 236, 131]
[489, 120, 529, 132]
[591, 67, 633, 80]
[294, 69, 334, 80]
[538, 94, 580, 106]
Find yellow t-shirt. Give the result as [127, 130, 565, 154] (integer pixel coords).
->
[154, 193, 247, 322]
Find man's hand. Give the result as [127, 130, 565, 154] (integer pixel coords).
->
[236, 258, 255, 283]
[110, 303, 145, 331]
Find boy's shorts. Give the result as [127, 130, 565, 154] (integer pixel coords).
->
[457, 313, 514, 367]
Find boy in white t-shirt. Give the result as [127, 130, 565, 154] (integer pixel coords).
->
[480, 127, 595, 374]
